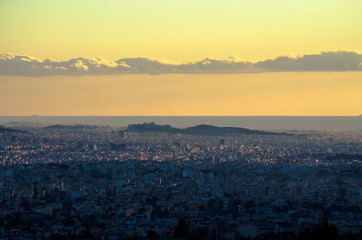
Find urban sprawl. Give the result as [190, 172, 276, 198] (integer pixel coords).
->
[0, 123, 361, 240]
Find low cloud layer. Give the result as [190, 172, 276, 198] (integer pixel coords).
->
[255, 51, 362, 71]
[1, 51, 361, 76]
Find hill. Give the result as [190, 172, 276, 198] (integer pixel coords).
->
[183, 124, 277, 136]
[0, 125, 23, 133]
[127, 122, 180, 133]
[127, 122, 288, 136]
[44, 124, 98, 130]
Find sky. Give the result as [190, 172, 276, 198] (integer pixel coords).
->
[1, 73, 362, 116]
[0, 0, 362, 116]
[1, 0, 361, 61]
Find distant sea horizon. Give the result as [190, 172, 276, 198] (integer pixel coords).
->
[0, 116, 361, 130]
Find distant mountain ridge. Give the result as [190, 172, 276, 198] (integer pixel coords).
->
[44, 124, 98, 130]
[0, 125, 23, 133]
[127, 122, 289, 136]
[127, 122, 179, 133]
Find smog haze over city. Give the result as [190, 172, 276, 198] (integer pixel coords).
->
[0, 1, 361, 240]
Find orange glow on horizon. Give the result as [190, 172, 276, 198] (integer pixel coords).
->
[0, 72, 361, 116]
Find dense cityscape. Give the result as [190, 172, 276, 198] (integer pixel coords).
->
[0, 122, 361, 240]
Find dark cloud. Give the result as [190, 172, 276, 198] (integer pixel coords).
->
[255, 51, 362, 71]
[179, 58, 253, 74]
[117, 58, 179, 74]
[0, 53, 129, 76]
[0, 53, 43, 76]
[0, 51, 361, 76]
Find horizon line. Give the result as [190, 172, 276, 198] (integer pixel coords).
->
[0, 115, 361, 117]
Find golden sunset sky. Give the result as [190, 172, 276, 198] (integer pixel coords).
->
[0, 0, 361, 116]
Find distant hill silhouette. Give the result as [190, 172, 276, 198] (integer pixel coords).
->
[325, 153, 362, 161]
[44, 124, 98, 130]
[127, 122, 180, 133]
[0, 125, 23, 133]
[127, 122, 289, 136]
[183, 124, 278, 135]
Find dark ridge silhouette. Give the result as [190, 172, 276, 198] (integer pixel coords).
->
[182, 124, 281, 136]
[44, 124, 98, 130]
[127, 122, 290, 136]
[325, 153, 362, 161]
[127, 122, 180, 133]
[0, 125, 23, 133]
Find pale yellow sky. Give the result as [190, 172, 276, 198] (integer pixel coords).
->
[1, 1, 361, 116]
[1, 72, 361, 116]
[1, 0, 361, 62]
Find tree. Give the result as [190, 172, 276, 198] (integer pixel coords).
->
[207, 198, 224, 216]
[300, 219, 339, 240]
[226, 199, 242, 214]
[146, 230, 158, 240]
[174, 218, 190, 238]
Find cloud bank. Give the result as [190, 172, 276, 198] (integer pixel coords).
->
[0, 51, 361, 76]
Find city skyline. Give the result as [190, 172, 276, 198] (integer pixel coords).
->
[1, 2, 361, 238]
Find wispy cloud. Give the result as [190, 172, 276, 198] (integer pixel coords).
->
[0, 51, 361, 76]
